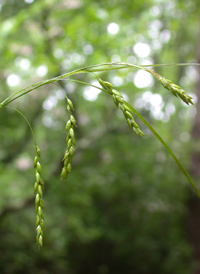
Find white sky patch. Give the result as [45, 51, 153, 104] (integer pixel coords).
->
[15, 156, 32, 171]
[149, 94, 164, 120]
[151, 39, 162, 50]
[25, 0, 34, 3]
[188, 107, 197, 117]
[96, 9, 108, 19]
[134, 70, 154, 88]
[71, 53, 85, 65]
[160, 30, 171, 43]
[42, 115, 53, 128]
[107, 23, 119, 35]
[54, 48, 64, 59]
[135, 91, 166, 121]
[150, 6, 162, 16]
[43, 95, 58, 110]
[83, 44, 93, 55]
[66, 82, 76, 93]
[112, 76, 123, 86]
[150, 19, 163, 31]
[127, 72, 135, 82]
[2, 20, 15, 35]
[83, 81, 101, 101]
[20, 58, 30, 70]
[121, 92, 129, 102]
[62, 58, 71, 69]
[180, 132, 190, 142]
[37, 65, 48, 77]
[165, 103, 175, 115]
[149, 94, 163, 107]
[148, 20, 163, 39]
[111, 54, 121, 62]
[56, 90, 65, 100]
[151, 108, 165, 120]
[137, 58, 154, 66]
[134, 97, 144, 109]
[133, 43, 151, 58]
[186, 66, 199, 82]
[142, 91, 152, 100]
[127, 55, 137, 64]
[7, 74, 20, 87]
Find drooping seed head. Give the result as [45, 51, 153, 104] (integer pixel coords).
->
[36, 146, 40, 157]
[124, 105, 133, 113]
[112, 95, 118, 106]
[36, 215, 40, 226]
[127, 118, 132, 130]
[40, 219, 45, 229]
[35, 172, 40, 183]
[38, 185, 43, 197]
[67, 138, 72, 150]
[40, 199, 44, 209]
[38, 206, 42, 216]
[64, 159, 68, 167]
[67, 163, 72, 173]
[98, 79, 113, 94]
[69, 147, 75, 157]
[70, 115, 77, 127]
[134, 128, 145, 137]
[61, 167, 68, 180]
[34, 156, 38, 168]
[65, 120, 71, 131]
[151, 71, 194, 106]
[36, 225, 42, 235]
[36, 162, 42, 174]
[71, 137, 76, 146]
[119, 104, 125, 112]
[67, 99, 74, 110]
[38, 235, 43, 248]
[112, 89, 123, 97]
[63, 151, 69, 160]
[67, 105, 71, 113]
[40, 179, 45, 190]
[124, 111, 133, 120]
[69, 128, 74, 138]
[34, 182, 38, 193]
[35, 194, 40, 205]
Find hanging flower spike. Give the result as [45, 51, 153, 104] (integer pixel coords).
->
[34, 145, 45, 248]
[61, 98, 77, 180]
[98, 78, 145, 137]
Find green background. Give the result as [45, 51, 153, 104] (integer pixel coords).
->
[0, 0, 200, 273]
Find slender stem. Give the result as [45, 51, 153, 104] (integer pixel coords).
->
[123, 101, 200, 198]
[60, 79, 112, 95]
[6, 106, 37, 146]
[1, 62, 200, 108]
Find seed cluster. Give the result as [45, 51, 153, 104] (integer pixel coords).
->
[34, 145, 45, 248]
[147, 70, 193, 105]
[61, 98, 76, 180]
[99, 78, 145, 137]
[160, 77, 193, 105]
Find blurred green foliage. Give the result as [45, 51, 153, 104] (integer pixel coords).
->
[0, 0, 199, 273]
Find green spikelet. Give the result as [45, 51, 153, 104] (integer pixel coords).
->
[147, 69, 194, 105]
[99, 78, 145, 137]
[61, 97, 77, 180]
[34, 145, 45, 248]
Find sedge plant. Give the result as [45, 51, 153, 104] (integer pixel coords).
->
[0, 62, 199, 248]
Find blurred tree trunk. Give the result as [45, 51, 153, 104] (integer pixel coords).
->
[187, 19, 200, 274]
